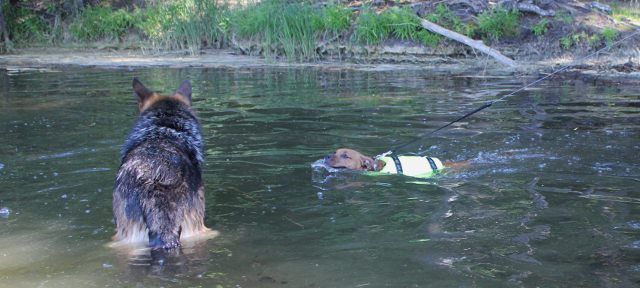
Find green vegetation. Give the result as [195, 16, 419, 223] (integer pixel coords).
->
[427, 3, 472, 36]
[230, 0, 326, 60]
[531, 19, 550, 36]
[2, 3, 49, 45]
[559, 28, 619, 50]
[600, 27, 618, 46]
[415, 30, 441, 47]
[559, 31, 596, 50]
[0, 0, 629, 60]
[354, 6, 441, 47]
[354, 7, 417, 44]
[70, 6, 135, 41]
[476, 7, 520, 41]
[560, 35, 572, 50]
[322, 4, 352, 34]
[554, 11, 573, 24]
[353, 8, 386, 45]
[386, 7, 420, 40]
[587, 34, 601, 48]
[611, 2, 640, 24]
[136, 0, 225, 53]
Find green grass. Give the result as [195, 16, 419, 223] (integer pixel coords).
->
[588, 34, 601, 48]
[8, 1, 616, 60]
[416, 30, 441, 47]
[70, 6, 136, 41]
[560, 35, 573, 50]
[353, 7, 387, 45]
[554, 11, 573, 24]
[136, 0, 225, 53]
[600, 27, 619, 45]
[476, 7, 520, 41]
[229, 0, 326, 60]
[427, 3, 472, 36]
[322, 4, 352, 34]
[560, 31, 591, 50]
[611, 2, 640, 24]
[354, 6, 440, 47]
[384, 7, 420, 40]
[531, 19, 550, 36]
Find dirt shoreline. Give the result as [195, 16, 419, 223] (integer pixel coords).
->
[0, 48, 639, 84]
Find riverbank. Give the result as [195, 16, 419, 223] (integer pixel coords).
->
[1, 1, 639, 69]
[2, 0, 640, 84]
[2, 45, 640, 84]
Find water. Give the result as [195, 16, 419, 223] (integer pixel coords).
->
[0, 66, 639, 287]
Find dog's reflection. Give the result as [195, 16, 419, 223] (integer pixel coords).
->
[112, 237, 216, 282]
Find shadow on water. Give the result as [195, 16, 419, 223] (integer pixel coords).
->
[0, 67, 639, 287]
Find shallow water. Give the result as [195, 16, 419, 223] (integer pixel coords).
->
[0, 67, 639, 287]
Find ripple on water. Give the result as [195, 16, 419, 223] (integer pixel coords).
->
[0, 65, 639, 288]
[68, 167, 111, 174]
[27, 147, 97, 161]
[624, 240, 640, 250]
[627, 221, 640, 230]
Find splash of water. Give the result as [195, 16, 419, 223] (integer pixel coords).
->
[310, 159, 341, 184]
[310, 159, 341, 173]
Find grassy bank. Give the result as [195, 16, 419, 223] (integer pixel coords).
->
[1, 0, 639, 61]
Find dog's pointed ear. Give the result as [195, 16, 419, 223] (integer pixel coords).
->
[132, 78, 153, 107]
[175, 80, 192, 105]
[362, 157, 375, 171]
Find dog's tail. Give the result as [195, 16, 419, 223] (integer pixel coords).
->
[141, 186, 185, 250]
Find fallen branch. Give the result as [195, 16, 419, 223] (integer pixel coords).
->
[589, 1, 612, 14]
[418, 18, 518, 68]
[500, 0, 556, 17]
[517, 2, 555, 17]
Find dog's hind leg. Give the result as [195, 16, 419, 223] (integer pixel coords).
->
[113, 170, 148, 245]
[180, 185, 209, 239]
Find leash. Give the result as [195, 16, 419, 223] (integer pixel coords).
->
[376, 28, 640, 159]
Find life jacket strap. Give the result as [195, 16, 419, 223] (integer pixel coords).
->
[391, 155, 403, 175]
[426, 157, 438, 171]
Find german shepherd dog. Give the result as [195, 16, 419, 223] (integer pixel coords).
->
[112, 78, 214, 250]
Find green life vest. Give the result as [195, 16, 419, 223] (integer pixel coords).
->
[371, 156, 444, 178]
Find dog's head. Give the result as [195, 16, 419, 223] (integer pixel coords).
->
[324, 148, 375, 171]
[133, 78, 192, 112]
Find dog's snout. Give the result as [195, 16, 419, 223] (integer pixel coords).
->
[324, 153, 333, 162]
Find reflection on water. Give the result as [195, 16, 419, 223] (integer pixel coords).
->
[0, 67, 639, 287]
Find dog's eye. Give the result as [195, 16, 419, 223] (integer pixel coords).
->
[340, 153, 350, 159]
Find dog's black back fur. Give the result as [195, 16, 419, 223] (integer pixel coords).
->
[113, 79, 208, 250]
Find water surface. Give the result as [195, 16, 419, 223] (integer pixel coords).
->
[0, 67, 639, 287]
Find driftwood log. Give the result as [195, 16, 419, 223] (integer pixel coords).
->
[419, 18, 518, 68]
[517, 2, 555, 16]
[499, 0, 556, 17]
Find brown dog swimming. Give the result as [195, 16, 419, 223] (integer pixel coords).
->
[112, 78, 215, 250]
[324, 148, 468, 178]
